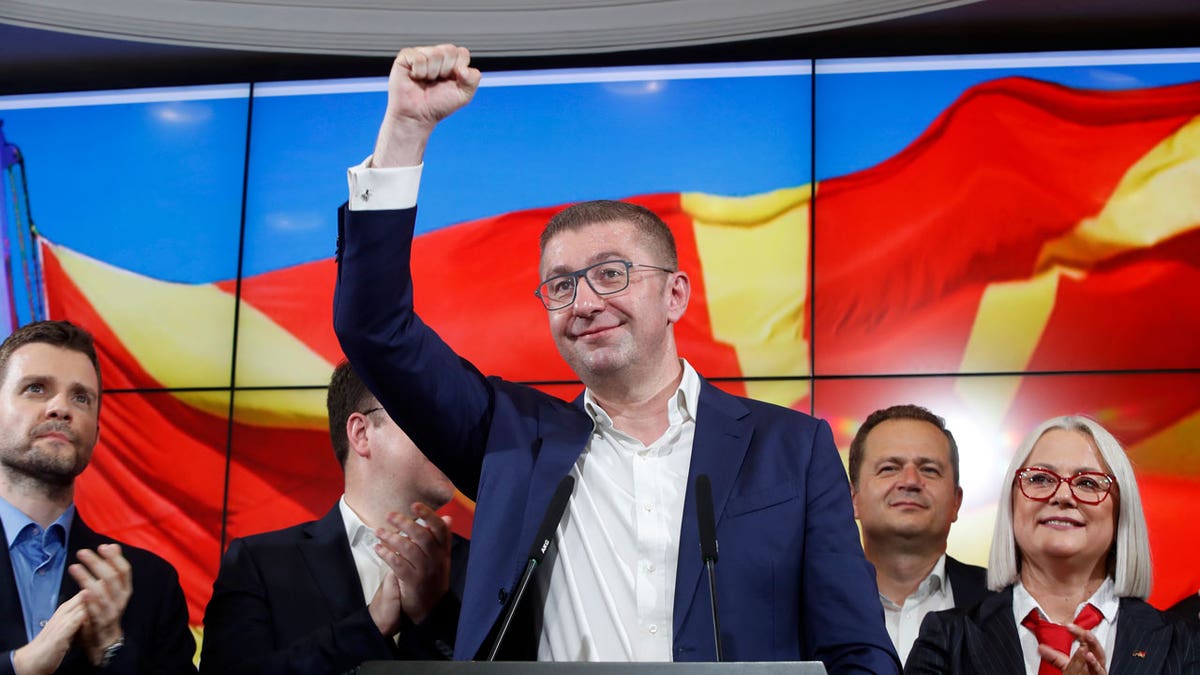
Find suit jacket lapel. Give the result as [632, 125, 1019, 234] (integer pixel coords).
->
[60, 513, 105, 603]
[970, 588, 1025, 674]
[945, 555, 990, 609]
[672, 379, 751, 638]
[55, 514, 109, 670]
[0, 519, 30, 649]
[299, 506, 368, 619]
[463, 398, 589, 659]
[519, 400, 590, 565]
[1111, 597, 1170, 674]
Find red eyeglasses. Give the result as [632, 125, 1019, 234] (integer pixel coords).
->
[1014, 467, 1116, 505]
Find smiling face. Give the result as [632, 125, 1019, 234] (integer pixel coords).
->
[539, 219, 688, 387]
[1012, 428, 1116, 579]
[853, 418, 962, 551]
[0, 343, 101, 489]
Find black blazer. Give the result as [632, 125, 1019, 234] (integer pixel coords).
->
[199, 505, 467, 674]
[945, 556, 990, 609]
[0, 513, 197, 674]
[905, 585, 1200, 674]
[1166, 592, 1200, 626]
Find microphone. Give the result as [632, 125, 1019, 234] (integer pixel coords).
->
[695, 474, 724, 661]
[485, 474, 575, 661]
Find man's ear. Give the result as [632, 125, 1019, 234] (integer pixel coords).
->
[666, 270, 690, 323]
[346, 413, 371, 460]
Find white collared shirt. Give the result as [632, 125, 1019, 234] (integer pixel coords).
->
[537, 360, 701, 662]
[339, 496, 389, 607]
[1013, 577, 1120, 674]
[882, 553, 955, 664]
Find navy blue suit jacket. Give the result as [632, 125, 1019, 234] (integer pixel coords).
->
[199, 505, 467, 674]
[333, 205, 899, 673]
[0, 514, 196, 675]
[905, 585, 1200, 674]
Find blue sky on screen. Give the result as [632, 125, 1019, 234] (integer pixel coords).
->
[243, 65, 812, 277]
[2, 48, 1198, 291]
[816, 49, 1200, 180]
[0, 86, 249, 289]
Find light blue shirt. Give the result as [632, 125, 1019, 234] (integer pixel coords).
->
[0, 495, 74, 642]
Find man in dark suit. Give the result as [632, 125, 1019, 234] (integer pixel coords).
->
[199, 361, 466, 674]
[333, 44, 898, 672]
[0, 320, 195, 674]
[848, 404, 991, 665]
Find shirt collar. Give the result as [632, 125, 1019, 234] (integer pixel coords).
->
[926, 553, 949, 594]
[338, 495, 378, 549]
[582, 358, 701, 431]
[1014, 576, 1119, 624]
[0, 495, 74, 547]
[879, 553, 949, 609]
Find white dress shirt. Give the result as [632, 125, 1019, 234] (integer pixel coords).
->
[537, 361, 700, 662]
[1013, 577, 1120, 674]
[881, 553, 956, 664]
[340, 496, 390, 607]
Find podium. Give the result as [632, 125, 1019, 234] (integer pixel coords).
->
[357, 663, 826, 674]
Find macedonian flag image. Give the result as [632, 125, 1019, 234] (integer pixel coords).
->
[33, 72, 1200, 638]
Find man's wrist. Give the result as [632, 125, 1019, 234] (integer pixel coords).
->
[96, 637, 124, 668]
[347, 159, 422, 211]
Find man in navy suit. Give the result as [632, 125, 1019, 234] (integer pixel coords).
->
[200, 361, 466, 674]
[0, 320, 195, 674]
[848, 404, 991, 665]
[334, 44, 897, 672]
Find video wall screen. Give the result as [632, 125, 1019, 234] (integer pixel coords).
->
[1, 48, 1198, 633]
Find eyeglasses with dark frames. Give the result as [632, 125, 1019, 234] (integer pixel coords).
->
[534, 259, 675, 311]
[1014, 466, 1116, 505]
[359, 406, 384, 416]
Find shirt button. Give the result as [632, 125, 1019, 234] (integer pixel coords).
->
[643, 503, 653, 512]
[647, 563, 656, 573]
[649, 624, 658, 635]
[39, 620, 47, 627]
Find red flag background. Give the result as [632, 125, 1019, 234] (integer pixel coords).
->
[31, 74, 1200, 647]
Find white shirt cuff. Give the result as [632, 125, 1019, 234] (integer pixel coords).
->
[347, 155, 423, 211]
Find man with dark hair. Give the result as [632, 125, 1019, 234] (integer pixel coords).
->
[0, 320, 196, 674]
[333, 44, 898, 672]
[848, 404, 989, 665]
[200, 361, 465, 674]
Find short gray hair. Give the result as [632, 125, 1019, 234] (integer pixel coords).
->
[987, 415, 1151, 598]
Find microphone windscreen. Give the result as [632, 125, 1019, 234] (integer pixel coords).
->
[696, 474, 718, 561]
[529, 474, 575, 563]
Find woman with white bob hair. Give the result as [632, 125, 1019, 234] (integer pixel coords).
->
[905, 415, 1199, 674]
